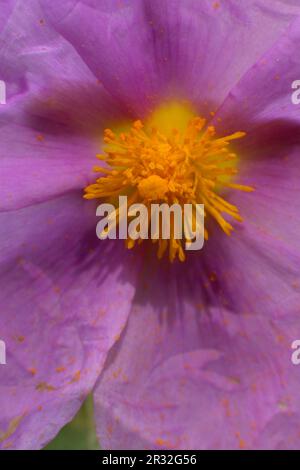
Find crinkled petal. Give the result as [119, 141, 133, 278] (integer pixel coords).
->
[0, 0, 16, 34]
[144, 0, 300, 112]
[214, 15, 300, 136]
[0, 193, 140, 449]
[40, 0, 300, 114]
[0, 0, 123, 211]
[94, 264, 300, 449]
[40, 0, 162, 115]
[202, 16, 300, 317]
[0, 113, 98, 211]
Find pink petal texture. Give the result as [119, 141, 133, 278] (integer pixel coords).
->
[0, 113, 97, 211]
[0, 193, 140, 449]
[142, 0, 300, 114]
[94, 261, 300, 449]
[213, 15, 300, 135]
[40, 0, 300, 116]
[39, 0, 163, 116]
[0, 0, 123, 211]
[204, 16, 300, 318]
[0, 0, 16, 33]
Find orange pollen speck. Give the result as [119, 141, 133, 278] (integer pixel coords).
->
[84, 117, 254, 262]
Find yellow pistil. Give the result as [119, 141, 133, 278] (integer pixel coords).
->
[84, 102, 254, 262]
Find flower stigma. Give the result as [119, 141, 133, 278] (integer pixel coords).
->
[84, 102, 254, 262]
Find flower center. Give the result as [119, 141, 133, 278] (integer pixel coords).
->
[84, 102, 253, 262]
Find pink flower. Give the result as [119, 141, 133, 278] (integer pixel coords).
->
[0, 0, 300, 450]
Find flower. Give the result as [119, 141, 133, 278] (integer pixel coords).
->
[1, 0, 300, 450]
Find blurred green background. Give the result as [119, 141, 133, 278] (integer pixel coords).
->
[44, 395, 100, 450]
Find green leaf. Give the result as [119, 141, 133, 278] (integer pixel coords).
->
[44, 395, 100, 450]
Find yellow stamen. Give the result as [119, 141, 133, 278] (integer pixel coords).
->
[84, 102, 254, 262]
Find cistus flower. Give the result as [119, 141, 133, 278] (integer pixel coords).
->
[1, 0, 300, 450]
